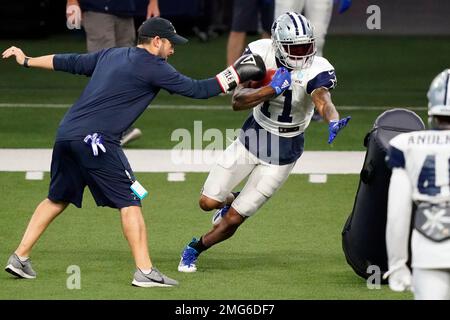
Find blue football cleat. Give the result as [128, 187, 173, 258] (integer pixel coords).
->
[211, 192, 240, 225]
[178, 238, 200, 273]
[212, 205, 230, 226]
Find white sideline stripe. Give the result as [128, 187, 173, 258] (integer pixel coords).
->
[309, 174, 327, 183]
[25, 171, 44, 180]
[0, 149, 365, 174]
[167, 172, 186, 181]
[0, 103, 70, 108]
[0, 103, 427, 111]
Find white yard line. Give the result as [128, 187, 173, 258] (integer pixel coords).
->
[0, 149, 365, 174]
[0, 103, 426, 111]
[0, 103, 387, 174]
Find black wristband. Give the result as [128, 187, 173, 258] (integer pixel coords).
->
[23, 57, 30, 68]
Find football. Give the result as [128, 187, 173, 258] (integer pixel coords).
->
[248, 68, 276, 88]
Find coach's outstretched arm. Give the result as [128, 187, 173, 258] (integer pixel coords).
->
[2, 46, 54, 70]
[162, 53, 266, 100]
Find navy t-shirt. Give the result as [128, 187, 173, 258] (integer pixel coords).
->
[53, 47, 221, 144]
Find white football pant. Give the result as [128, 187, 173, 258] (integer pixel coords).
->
[413, 268, 450, 300]
[202, 139, 295, 217]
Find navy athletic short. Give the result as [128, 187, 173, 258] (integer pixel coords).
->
[231, 0, 274, 33]
[48, 140, 141, 209]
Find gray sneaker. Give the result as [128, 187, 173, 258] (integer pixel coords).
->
[5, 254, 36, 279]
[132, 268, 178, 288]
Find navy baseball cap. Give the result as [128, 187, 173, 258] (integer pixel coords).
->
[138, 17, 188, 45]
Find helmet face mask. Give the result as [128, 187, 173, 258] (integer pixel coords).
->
[427, 69, 450, 129]
[271, 12, 316, 70]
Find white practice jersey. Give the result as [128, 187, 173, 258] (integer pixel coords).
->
[246, 39, 337, 138]
[388, 130, 450, 268]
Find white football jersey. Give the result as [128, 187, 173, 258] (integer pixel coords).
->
[389, 130, 450, 203]
[247, 39, 337, 138]
[389, 130, 450, 268]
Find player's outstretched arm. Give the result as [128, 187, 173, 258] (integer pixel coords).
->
[312, 87, 351, 143]
[2, 46, 54, 70]
[312, 87, 340, 122]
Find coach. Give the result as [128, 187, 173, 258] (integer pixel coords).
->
[2, 17, 265, 287]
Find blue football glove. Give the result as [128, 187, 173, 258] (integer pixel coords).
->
[335, 0, 352, 14]
[269, 67, 291, 95]
[328, 116, 351, 144]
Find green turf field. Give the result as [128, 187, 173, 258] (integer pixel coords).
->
[1, 34, 449, 106]
[0, 106, 427, 150]
[0, 34, 445, 300]
[0, 172, 412, 299]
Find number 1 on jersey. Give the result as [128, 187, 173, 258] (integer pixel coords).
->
[260, 90, 293, 123]
[278, 90, 293, 123]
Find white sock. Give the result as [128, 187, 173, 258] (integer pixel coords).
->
[141, 268, 152, 274]
[17, 255, 29, 262]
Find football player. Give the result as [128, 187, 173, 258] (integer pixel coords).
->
[384, 69, 450, 299]
[178, 12, 351, 273]
[275, 0, 352, 122]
